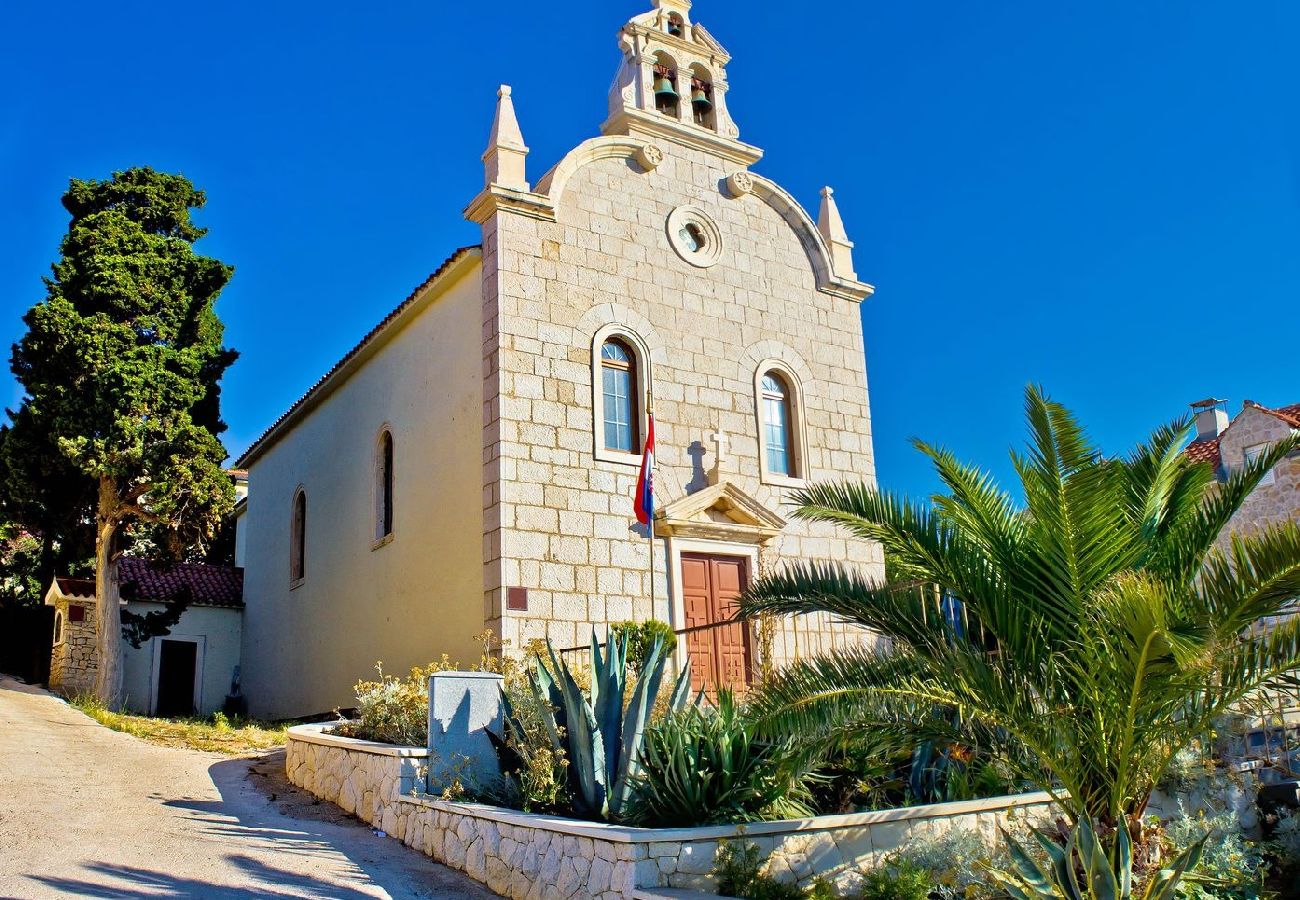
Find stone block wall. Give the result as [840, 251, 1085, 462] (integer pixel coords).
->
[480, 136, 885, 667]
[48, 596, 97, 696]
[284, 724, 429, 834]
[1216, 406, 1300, 545]
[287, 725, 1054, 900]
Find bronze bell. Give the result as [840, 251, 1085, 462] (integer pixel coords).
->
[691, 86, 712, 113]
[654, 75, 679, 104]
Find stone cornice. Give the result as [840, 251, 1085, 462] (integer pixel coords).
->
[463, 183, 555, 224]
[600, 108, 763, 167]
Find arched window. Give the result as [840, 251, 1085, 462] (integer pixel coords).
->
[376, 430, 394, 542]
[53, 611, 63, 644]
[652, 54, 680, 117]
[601, 339, 640, 453]
[760, 371, 797, 478]
[689, 65, 716, 130]
[290, 488, 307, 584]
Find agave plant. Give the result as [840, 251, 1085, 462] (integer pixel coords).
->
[990, 818, 1207, 900]
[495, 631, 692, 822]
[740, 386, 1300, 837]
[627, 689, 815, 827]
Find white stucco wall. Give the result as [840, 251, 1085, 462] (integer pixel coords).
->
[239, 254, 486, 719]
[119, 602, 244, 717]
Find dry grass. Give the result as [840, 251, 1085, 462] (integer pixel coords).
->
[70, 695, 289, 755]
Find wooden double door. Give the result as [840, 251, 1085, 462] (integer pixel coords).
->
[680, 553, 753, 695]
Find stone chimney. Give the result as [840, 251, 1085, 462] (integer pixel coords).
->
[1189, 397, 1229, 441]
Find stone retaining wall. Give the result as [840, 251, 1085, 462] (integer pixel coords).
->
[287, 725, 1054, 899]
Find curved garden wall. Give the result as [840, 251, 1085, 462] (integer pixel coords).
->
[287, 724, 1055, 899]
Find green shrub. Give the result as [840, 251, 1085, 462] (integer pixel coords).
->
[887, 826, 1002, 899]
[629, 690, 814, 827]
[609, 619, 677, 671]
[332, 658, 455, 745]
[1164, 807, 1269, 899]
[712, 840, 806, 900]
[856, 859, 932, 900]
[1273, 811, 1300, 873]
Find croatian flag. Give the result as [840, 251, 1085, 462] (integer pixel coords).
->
[634, 414, 655, 526]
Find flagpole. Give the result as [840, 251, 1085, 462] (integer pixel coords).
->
[644, 387, 654, 627]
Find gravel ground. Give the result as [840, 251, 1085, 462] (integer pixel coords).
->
[0, 675, 498, 899]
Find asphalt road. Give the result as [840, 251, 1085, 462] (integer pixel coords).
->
[0, 675, 497, 899]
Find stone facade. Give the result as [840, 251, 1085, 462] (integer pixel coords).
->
[1215, 404, 1300, 544]
[236, 1, 887, 717]
[470, 0, 884, 664]
[286, 725, 1054, 900]
[47, 591, 97, 696]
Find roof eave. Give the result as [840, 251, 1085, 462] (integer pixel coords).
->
[236, 246, 481, 468]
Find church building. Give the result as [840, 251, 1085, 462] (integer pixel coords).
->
[235, 0, 884, 718]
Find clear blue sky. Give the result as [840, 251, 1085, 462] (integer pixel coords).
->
[3, 1, 1297, 500]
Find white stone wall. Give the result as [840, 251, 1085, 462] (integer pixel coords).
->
[481, 136, 885, 665]
[240, 254, 488, 719]
[287, 726, 1053, 899]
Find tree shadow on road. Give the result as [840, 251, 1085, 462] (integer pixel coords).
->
[28, 855, 384, 899]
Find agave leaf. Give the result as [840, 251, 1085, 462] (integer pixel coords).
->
[610, 635, 670, 813]
[997, 829, 1058, 898]
[1076, 819, 1117, 900]
[1141, 831, 1208, 900]
[1114, 818, 1133, 898]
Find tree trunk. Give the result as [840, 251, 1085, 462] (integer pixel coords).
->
[92, 479, 123, 709]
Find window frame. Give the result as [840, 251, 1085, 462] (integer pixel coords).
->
[592, 327, 652, 466]
[754, 364, 808, 487]
[1244, 443, 1277, 486]
[290, 486, 307, 588]
[374, 428, 395, 547]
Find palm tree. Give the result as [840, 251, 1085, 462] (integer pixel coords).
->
[740, 386, 1300, 834]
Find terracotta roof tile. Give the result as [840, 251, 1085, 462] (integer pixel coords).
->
[1182, 401, 1299, 471]
[117, 558, 244, 609]
[235, 246, 480, 468]
[1185, 438, 1221, 469]
[55, 576, 96, 598]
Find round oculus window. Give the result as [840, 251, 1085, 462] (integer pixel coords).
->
[665, 206, 722, 268]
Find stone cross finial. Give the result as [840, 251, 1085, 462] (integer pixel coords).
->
[708, 428, 730, 483]
[483, 85, 529, 191]
[817, 186, 857, 280]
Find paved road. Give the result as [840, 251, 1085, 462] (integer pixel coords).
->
[0, 676, 497, 899]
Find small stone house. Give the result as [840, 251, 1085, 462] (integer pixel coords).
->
[233, 0, 884, 719]
[45, 559, 244, 716]
[1185, 397, 1300, 540]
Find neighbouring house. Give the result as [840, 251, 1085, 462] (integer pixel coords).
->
[233, 0, 884, 719]
[44, 558, 244, 716]
[1186, 396, 1300, 721]
[1185, 397, 1300, 539]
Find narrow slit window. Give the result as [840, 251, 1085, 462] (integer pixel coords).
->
[761, 373, 793, 476]
[601, 339, 639, 453]
[378, 431, 394, 540]
[291, 489, 307, 583]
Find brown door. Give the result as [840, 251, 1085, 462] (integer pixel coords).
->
[680, 553, 753, 696]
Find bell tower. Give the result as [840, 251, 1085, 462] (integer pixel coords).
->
[603, 0, 762, 166]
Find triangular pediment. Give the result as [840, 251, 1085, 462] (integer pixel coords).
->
[655, 481, 786, 543]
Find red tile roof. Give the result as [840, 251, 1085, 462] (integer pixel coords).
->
[117, 558, 244, 609]
[1183, 401, 1300, 471]
[1185, 438, 1222, 468]
[235, 246, 481, 468]
[55, 576, 96, 598]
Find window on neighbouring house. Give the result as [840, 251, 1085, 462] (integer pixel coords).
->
[601, 339, 639, 453]
[1245, 443, 1277, 486]
[761, 372, 795, 477]
[291, 489, 307, 583]
[377, 430, 394, 541]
